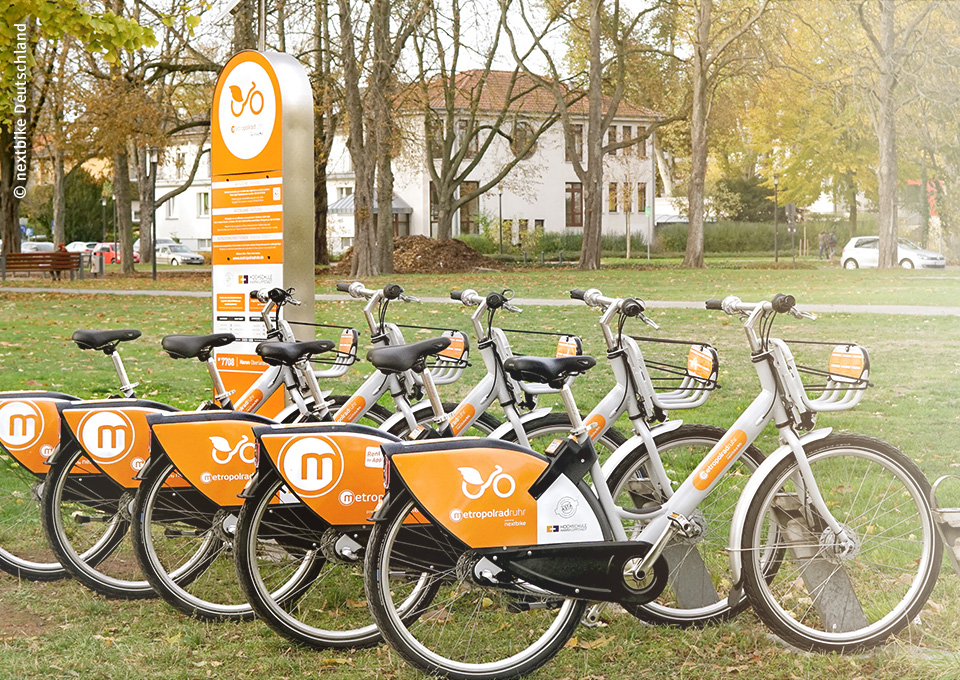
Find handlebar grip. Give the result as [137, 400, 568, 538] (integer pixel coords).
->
[570, 289, 586, 301]
[621, 298, 645, 317]
[383, 283, 404, 300]
[771, 293, 796, 314]
[450, 290, 464, 301]
[705, 299, 723, 310]
[249, 290, 261, 300]
[268, 288, 288, 303]
[486, 292, 504, 310]
[336, 282, 352, 293]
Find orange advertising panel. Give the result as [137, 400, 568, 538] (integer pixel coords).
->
[212, 240, 283, 266]
[829, 346, 866, 382]
[152, 419, 262, 507]
[259, 430, 395, 525]
[392, 446, 548, 548]
[687, 346, 715, 381]
[693, 429, 748, 491]
[0, 398, 83, 474]
[62, 406, 170, 488]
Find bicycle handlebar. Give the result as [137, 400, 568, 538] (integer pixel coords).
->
[251, 287, 300, 306]
[705, 299, 723, 311]
[570, 289, 586, 301]
[708, 294, 811, 320]
[336, 282, 352, 293]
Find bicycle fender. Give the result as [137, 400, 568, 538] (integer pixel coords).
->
[147, 410, 274, 507]
[600, 420, 684, 480]
[385, 437, 608, 549]
[0, 392, 80, 474]
[487, 407, 552, 440]
[727, 427, 834, 595]
[54, 398, 177, 482]
[253, 422, 401, 525]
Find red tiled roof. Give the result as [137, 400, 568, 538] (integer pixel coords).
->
[403, 69, 660, 120]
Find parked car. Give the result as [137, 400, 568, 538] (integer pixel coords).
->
[133, 237, 176, 257]
[21, 241, 55, 253]
[841, 236, 946, 270]
[155, 243, 204, 266]
[91, 243, 141, 264]
[65, 241, 98, 253]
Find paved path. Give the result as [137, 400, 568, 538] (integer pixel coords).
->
[2, 286, 960, 316]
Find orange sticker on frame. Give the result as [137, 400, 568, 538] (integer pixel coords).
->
[693, 430, 747, 491]
[334, 396, 366, 423]
[448, 403, 476, 435]
[584, 413, 606, 441]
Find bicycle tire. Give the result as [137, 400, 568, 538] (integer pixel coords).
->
[740, 433, 942, 652]
[605, 423, 767, 627]
[0, 448, 69, 581]
[364, 495, 584, 680]
[40, 442, 153, 598]
[235, 402, 498, 647]
[131, 396, 391, 620]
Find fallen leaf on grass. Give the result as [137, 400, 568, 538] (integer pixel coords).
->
[571, 635, 613, 650]
[345, 598, 367, 608]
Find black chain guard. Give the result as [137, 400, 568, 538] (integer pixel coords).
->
[484, 541, 669, 605]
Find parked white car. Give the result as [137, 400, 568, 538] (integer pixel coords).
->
[841, 237, 946, 269]
[65, 241, 98, 253]
[156, 244, 205, 266]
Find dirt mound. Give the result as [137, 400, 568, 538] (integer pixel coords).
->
[333, 235, 501, 274]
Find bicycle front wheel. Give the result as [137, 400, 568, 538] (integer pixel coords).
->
[40, 444, 153, 598]
[0, 449, 66, 580]
[740, 433, 941, 652]
[365, 496, 583, 680]
[607, 424, 766, 627]
[234, 472, 376, 648]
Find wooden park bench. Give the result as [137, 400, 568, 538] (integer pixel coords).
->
[1, 251, 85, 281]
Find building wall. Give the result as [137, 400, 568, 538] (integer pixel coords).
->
[153, 140, 213, 251]
[326, 113, 657, 252]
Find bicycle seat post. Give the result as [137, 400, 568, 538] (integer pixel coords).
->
[205, 355, 234, 409]
[420, 367, 449, 427]
[559, 383, 587, 439]
[108, 348, 137, 399]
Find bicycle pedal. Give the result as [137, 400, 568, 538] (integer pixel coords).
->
[507, 599, 563, 614]
[164, 528, 202, 538]
[71, 511, 110, 524]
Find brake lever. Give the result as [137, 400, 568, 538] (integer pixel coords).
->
[503, 303, 523, 314]
[400, 294, 421, 303]
[639, 313, 660, 330]
[790, 308, 816, 321]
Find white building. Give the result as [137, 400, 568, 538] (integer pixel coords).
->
[326, 70, 660, 253]
[152, 130, 213, 252]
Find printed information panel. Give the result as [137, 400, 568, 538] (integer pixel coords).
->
[210, 50, 315, 417]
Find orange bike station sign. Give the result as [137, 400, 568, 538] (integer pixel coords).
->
[210, 51, 315, 416]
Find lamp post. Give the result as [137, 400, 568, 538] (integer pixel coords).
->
[148, 147, 159, 281]
[773, 174, 780, 264]
[100, 197, 107, 242]
[497, 183, 503, 255]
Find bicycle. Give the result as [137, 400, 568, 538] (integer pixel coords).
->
[40, 288, 346, 600]
[363, 293, 941, 679]
[0, 329, 140, 580]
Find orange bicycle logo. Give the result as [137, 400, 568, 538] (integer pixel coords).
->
[209, 435, 255, 464]
[0, 401, 44, 449]
[229, 82, 264, 117]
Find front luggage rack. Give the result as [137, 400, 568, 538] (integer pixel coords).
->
[630, 336, 720, 410]
[783, 339, 872, 410]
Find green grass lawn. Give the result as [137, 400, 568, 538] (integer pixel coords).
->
[0, 268, 958, 679]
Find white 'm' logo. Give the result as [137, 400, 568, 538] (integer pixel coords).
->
[0, 401, 43, 449]
[458, 465, 516, 499]
[278, 437, 343, 497]
[79, 411, 135, 463]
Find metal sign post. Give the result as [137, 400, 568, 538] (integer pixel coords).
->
[210, 51, 315, 416]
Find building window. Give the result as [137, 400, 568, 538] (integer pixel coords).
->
[566, 124, 583, 163]
[340, 236, 354, 249]
[175, 151, 186, 178]
[429, 182, 440, 238]
[165, 197, 177, 219]
[622, 125, 632, 149]
[638, 129, 648, 159]
[459, 181, 480, 235]
[427, 115, 444, 159]
[197, 239, 212, 249]
[607, 126, 617, 155]
[394, 213, 410, 237]
[457, 120, 478, 157]
[608, 183, 618, 213]
[337, 186, 353, 199]
[510, 121, 535, 159]
[638, 182, 647, 213]
[565, 182, 583, 227]
[131, 202, 141, 224]
[197, 191, 211, 218]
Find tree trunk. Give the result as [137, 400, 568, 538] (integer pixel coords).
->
[315, 158, 329, 266]
[437, 200, 455, 243]
[847, 172, 858, 236]
[654, 143, 675, 197]
[0, 125, 20, 257]
[683, 0, 710, 269]
[232, 0, 257, 52]
[113, 148, 135, 274]
[138, 150, 156, 265]
[875, 0, 898, 269]
[578, 0, 604, 271]
[52, 149, 66, 246]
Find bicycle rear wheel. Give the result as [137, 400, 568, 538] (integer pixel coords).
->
[365, 496, 583, 680]
[740, 434, 941, 652]
[0, 449, 67, 580]
[40, 443, 151, 598]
